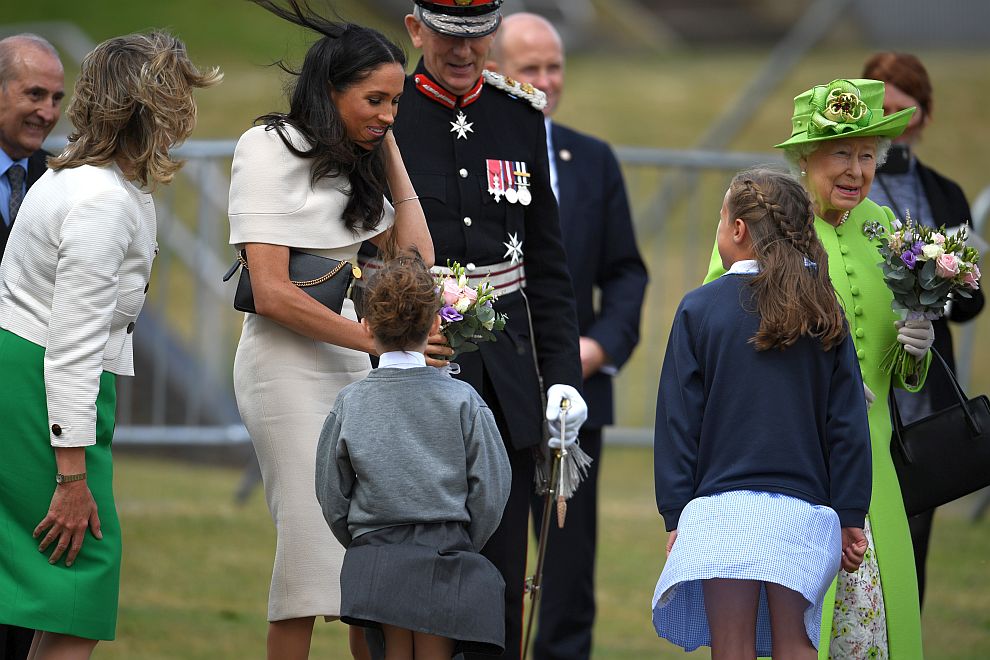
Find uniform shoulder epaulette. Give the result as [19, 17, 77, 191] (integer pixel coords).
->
[482, 70, 547, 111]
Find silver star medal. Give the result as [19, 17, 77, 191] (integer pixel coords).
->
[503, 232, 524, 265]
[450, 111, 474, 140]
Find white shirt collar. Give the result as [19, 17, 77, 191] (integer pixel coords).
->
[726, 259, 759, 275]
[377, 351, 427, 369]
[724, 257, 816, 276]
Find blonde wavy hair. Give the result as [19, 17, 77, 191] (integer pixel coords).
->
[49, 31, 221, 188]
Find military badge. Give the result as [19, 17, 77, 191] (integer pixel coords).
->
[503, 232, 524, 265]
[450, 111, 474, 140]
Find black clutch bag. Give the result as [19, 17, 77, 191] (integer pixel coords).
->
[222, 249, 354, 315]
[890, 348, 990, 517]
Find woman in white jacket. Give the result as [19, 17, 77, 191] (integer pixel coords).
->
[0, 32, 219, 659]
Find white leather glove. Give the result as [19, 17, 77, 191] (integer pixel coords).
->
[895, 319, 934, 359]
[545, 384, 588, 449]
[864, 383, 876, 409]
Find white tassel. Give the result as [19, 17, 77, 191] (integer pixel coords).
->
[558, 442, 593, 500]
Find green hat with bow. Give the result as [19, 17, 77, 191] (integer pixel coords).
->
[775, 78, 916, 149]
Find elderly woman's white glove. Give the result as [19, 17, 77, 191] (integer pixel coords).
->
[895, 319, 934, 359]
[545, 384, 588, 449]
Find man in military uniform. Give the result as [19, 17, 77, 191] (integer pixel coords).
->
[388, 2, 587, 657]
[488, 14, 648, 660]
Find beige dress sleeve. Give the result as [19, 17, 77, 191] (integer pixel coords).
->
[228, 123, 394, 251]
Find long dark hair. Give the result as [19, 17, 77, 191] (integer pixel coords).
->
[250, 0, 405, 233]
[728, 169, 847, 352]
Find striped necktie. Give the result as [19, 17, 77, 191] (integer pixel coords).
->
[6, 164, 26, 226]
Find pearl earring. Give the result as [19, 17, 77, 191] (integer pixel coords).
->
[800, 170, 807, 176]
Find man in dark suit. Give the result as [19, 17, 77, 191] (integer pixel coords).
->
[0, 34, 63, 259]
[0, 32, 63, 660]
[488, 13, 648, 660]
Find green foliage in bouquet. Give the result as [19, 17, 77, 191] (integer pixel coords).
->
[864, 212, 981, 379]
[437, 261, 508, 359]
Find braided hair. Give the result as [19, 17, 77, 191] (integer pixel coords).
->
[727, 169, 847, 351]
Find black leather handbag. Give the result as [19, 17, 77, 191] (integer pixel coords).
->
[890, 348, 990, 517]
[222, 249, 354, 315]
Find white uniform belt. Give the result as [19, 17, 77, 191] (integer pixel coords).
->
[357, 257, 526, 295]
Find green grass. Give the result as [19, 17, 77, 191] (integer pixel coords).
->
[94, 451, 990, 658]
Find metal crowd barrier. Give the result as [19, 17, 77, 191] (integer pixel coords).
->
[37, 138, 990, 473]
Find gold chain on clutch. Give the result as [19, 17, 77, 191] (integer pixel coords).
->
[237, 250, 350, 287]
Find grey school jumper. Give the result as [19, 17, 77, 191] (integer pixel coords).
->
[315, 366, 511, 551]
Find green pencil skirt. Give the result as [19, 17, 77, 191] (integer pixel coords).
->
[0, 328, 120, 640]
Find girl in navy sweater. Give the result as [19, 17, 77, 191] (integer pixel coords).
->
[651, 169, 872, 659]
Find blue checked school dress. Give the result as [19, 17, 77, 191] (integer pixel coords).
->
[651, 490, 842, 656]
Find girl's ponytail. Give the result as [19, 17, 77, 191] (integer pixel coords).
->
[729, 169, 847, 351]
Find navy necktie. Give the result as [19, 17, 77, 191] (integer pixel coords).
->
[6, 164, 26, 226]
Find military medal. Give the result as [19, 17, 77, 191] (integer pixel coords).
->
[486, 159, 531, 204]
[450, 111, 474, 140]
[503, 161, 518, 203]
[486, 159, 504, 202]
[514, 161, 532, 206]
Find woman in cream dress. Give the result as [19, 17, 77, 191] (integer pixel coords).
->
[230, 3, 441, 658]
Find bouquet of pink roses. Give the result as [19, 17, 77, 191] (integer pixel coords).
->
[864, 212, 981, 379]
[436, 261, 507, 360]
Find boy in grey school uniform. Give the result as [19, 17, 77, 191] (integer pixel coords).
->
[316, 252, 511, 657]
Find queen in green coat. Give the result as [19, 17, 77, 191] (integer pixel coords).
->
[704, 79, 932, 659]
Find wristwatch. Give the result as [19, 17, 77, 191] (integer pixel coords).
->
[55, 472, 87, 485]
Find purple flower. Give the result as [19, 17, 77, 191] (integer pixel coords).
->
[900, 251, 917, 269]
[440, 305, 463, 322]
[911, 240, 924, 255]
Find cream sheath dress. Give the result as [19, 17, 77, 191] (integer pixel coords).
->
[228, 124, 393, 621]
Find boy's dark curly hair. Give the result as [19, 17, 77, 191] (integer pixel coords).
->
[364, 248, 440, 351]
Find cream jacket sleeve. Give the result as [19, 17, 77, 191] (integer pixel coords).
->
[44, 187, 139, 446]
[0, 165, 155, 447]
